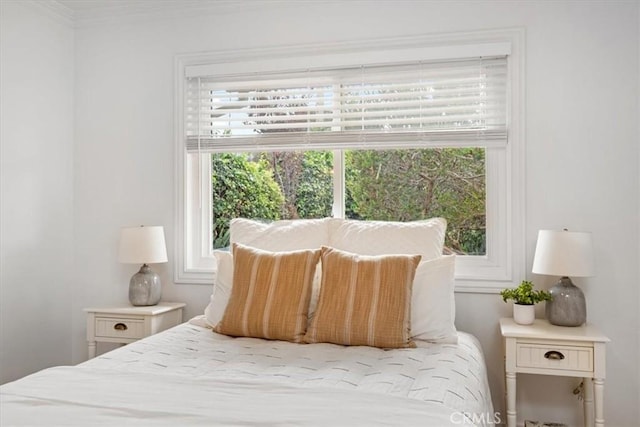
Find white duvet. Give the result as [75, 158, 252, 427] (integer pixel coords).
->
[1, 321, 494, 426]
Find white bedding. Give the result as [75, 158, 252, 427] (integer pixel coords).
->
[1, 321, 494, 426]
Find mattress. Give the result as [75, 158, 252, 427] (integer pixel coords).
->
[1, 321, 494, 426]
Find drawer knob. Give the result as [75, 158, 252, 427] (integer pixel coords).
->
[544, 350, 565, 360]
[114, 323, 128, 331]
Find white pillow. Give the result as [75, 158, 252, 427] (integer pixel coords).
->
[330, 218, 446, 262]
[411, 255, 458, 343]
[204, 251, 233, 328]
[230, 217, 337, 251]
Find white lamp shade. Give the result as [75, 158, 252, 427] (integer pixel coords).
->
[532, 229, 595, 277]
[118, 226, 168, 264]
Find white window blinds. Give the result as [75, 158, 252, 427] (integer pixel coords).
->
[184, 56, 507, 153]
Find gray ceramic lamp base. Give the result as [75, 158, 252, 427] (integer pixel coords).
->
[129, 264, 162, 306]
[545, 276, 586, 327]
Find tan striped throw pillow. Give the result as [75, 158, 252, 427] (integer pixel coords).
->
[304, 246, 421, 348]
[214, 243, 321, 343]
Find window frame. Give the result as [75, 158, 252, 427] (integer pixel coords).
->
[174, 28, 525, 292]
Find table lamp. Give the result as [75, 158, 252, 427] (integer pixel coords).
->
[532, 229, 595, 326]
[118, 225, 168, 306]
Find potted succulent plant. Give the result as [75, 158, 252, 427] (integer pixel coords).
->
[500, 280, 552, 325]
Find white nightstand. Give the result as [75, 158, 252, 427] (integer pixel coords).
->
[499, 318, 609, 427]
[85, 302, 186, 359]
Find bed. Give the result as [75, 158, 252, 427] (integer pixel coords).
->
[1, 217, 495, 426]
[1, 320, 493, 426]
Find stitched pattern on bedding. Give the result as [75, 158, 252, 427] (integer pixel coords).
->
[83, 323, 492, 421]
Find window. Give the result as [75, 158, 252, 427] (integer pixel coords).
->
[209, 148, 486, 256]
[175, 29, 524, 291]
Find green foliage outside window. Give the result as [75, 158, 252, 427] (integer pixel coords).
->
[346, 148, 486, 255]
[211, 148, 486, 255]
[262, 151, 333, 220]
[211, 153, 283, 248]
[294, 151, 333, 218]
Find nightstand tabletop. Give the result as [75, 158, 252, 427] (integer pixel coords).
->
[499, 317, 609, 343]
[84, 302, 186, 316]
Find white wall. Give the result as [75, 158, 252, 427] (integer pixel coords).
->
[0, 1, 75, 384]
[0, 0, 637, 425]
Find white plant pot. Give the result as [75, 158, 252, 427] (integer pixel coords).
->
[513, 303, 535, 325]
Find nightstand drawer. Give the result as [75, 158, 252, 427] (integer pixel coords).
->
[95, 317, 145, 339]
[516, 342, 593, 372]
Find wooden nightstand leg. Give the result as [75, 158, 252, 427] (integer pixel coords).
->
[583, 377, 594, 426]
[506, 371, 516, 427]
[593, 378, 605, 427]
[88, 341, 96, 359]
